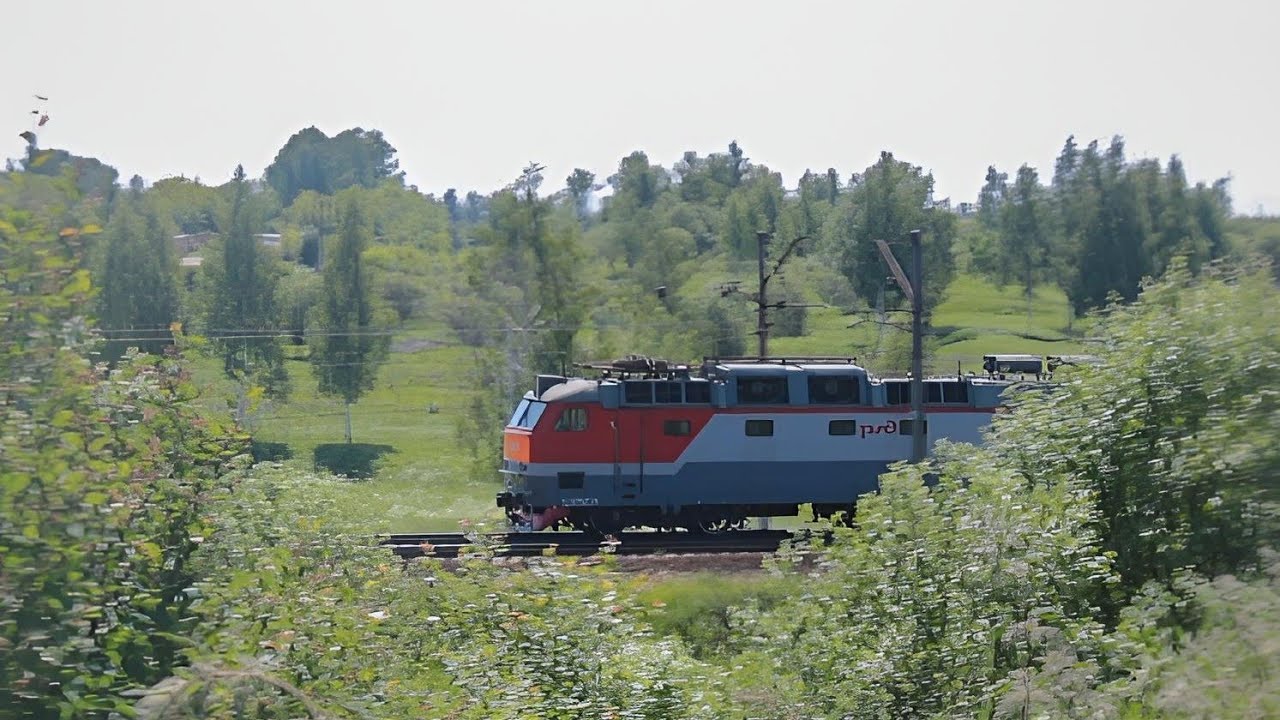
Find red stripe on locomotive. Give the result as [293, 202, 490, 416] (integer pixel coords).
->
[506, 402, 996, 466]
[527, 404, 717, 464]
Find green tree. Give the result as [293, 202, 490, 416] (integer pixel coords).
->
[565, 167, 596, 222]
[147, 176, 226, 234]
[977, 164, 1008, 229]
[997, 260, 1279, 609]
[22, 146, 120, 201]
[825, 151, 955, 308]
[607, 151, 665, 212]
[275, 265, 322, 344]
[997, 164, 1052, 299]
[784, 169, 835, 239]
[1052, 134, 1080, 192]
[1068, 137, 1151, 313]
[97, 194, 180, 359]
[726, 139, 747, 187]
[1190, 178, 1230, 260]
[1, 174, 248, 718]
[824, 167, 841, 204]
[200, 165, 288, 396]
[443, 187, 459, 247]
[722, 167, 785, 258]
[310, 197, 391, 443]
[264, 126, 403, 205]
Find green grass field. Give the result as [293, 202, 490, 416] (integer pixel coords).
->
[191, 273, 1092, 532]
[772, 273, 1089, 373]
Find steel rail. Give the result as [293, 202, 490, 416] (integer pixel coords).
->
[379, 529, 828, 559]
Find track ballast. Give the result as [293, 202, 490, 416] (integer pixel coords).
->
[381, 529, 820, 559]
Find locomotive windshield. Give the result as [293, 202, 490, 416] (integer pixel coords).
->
[507, 399, 547, 429]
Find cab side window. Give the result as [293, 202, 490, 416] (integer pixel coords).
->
[554, 407, 588, 431]
[737, 377, 789, 404]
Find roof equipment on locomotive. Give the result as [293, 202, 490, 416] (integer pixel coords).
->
[982, 354, 1045, 377]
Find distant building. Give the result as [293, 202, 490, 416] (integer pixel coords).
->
[172, 232, 282, 254]
[173, 232, 216, 255]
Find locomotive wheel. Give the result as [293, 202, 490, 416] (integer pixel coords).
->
[587, 510, 624, 536]
[691, 516, 731, 534]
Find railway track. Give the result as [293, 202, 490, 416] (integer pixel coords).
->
[380, 529, 822, 559]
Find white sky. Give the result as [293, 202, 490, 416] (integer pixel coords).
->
[4, 0, 1277, 213]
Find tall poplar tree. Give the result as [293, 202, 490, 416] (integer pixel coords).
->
[310, 196, 390, 443]
[98, 194, 179, 359]
[202, 165, 288, 396]
[998, 165, 1052, 300]
[977, 165, 1008, 229]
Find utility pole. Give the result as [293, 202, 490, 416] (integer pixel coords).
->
[874, 229, 927, 463]
[909, 229, 926, 464]
[756, 231, 769, 357]
[720, 231, 813, 358]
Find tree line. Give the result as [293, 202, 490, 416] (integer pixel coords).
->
[970, 135, 1232, 313]
[8, 127, 1269, 448]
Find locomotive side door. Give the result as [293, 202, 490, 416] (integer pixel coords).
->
[612, 409, 643, 503]
[610, 411, 622, 500]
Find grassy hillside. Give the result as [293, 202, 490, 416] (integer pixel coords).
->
[771, 272, 1087, 373]
[191, 273, 1090, 532]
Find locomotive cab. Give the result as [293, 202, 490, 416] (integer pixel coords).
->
[497, 376, 610, 531]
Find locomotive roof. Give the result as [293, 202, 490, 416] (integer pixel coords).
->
[538, 378, 600, 403]
[712, 361, 868, 374]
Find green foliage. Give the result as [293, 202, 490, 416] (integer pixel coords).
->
[974, 136, 1234, 316]
[823, 151, 956, 309]
[199, 165, 289, 397]
[721, 167, 785, 258]
[173, 467, 729, 719]
[763, 447, 1108, 717]
[455, 348, 520, 482]
[275, 264, 322, 343]
[1227, 214, 1280, 280]
[977, 164, 1008, 229]
[264, 126, 404, 205]
[565, 167, 596, 222]
[343, 181, 452, 252]
[991, 260, 1279, 604]
[146, 176, 226, 234]
[696, 300, 748, 358]
[9, 134, 1280, 719]
[997, 165, 1053, 298]
[95, 193, 180, 359]
[770, 283, 809, 338]
[310, 198, 392, 406]
[1140, 557, 1280, 717]
[741, 262, 1278, 717]
[474, 168, 592, 375]
[2, 178, 250, 717]
[638, 574, 790, 660]
[22, 146, 120, 202]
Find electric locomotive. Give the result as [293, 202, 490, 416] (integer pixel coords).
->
[496, 355, 1029, 534]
